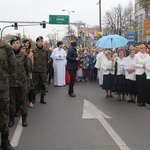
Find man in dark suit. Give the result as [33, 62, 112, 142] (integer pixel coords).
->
[66, 42, 80, 97]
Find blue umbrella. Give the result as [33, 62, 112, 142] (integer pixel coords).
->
[96, 34, 129, 48]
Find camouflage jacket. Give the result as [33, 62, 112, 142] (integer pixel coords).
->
[0, 40, 15, 90]
[9, 51, 30, 87]
[32, 46, 48, 73]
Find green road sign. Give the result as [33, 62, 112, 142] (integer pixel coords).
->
[49, 15, 69, 25]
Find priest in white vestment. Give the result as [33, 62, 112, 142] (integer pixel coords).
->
[95, 49, 106, 85]
[51, 41, 67, 86]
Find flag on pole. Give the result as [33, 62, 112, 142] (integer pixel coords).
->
[89, 33, 95, 40]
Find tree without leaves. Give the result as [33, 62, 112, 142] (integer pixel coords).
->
[47, 33, 56, 47]
[103, 2, 134, 36]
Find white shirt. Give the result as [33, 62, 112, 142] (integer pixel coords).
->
[95, 52, 106, 69]
[146, 57, 150, 79]
[96, 51, 103, 60]
[134, 52, 149, 75]
[101, 59, 114, 75]
[124, 56, 136, 81]
[115, 57, 126, 75]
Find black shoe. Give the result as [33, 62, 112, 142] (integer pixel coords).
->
[122, 97, 126, 101]
[1, 141, 14, 150]
[22, 115, 28, 127]
[109, 95, 113, 98]
[142, 103, 146, 107]
[127, 100, 132, 103]
[8, 116, 15, 128]
[138, 103, 142, 107]
[1, 133, 15, 150]
[40, 96, 46, 104]
[131, 99, 136, 104]
[106, 95, 109, 98]
[69, 93, 76, 97]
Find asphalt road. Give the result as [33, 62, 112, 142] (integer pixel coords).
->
[3, 81, 150, 150]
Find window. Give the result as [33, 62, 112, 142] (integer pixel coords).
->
[135, 3, 139, 12]
[148, 10, 150, 17]
[135, 16, 139, 24]
[139, 29, 143, 36]
[139, 14, 143, 22]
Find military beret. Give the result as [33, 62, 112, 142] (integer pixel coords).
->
[10, 36, 20, 45]
[36, 36, 43, 42]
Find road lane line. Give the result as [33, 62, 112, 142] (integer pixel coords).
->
[82, 99, 131, 150]
[98, 117, 130, 150]
[10, 117, 23, 147]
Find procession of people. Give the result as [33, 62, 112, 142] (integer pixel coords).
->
[1, 33, 150, 150]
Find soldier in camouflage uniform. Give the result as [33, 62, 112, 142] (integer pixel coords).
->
[0, 39, 15, 150]
[8, 36, 30, 128]
[32, 36, 48, 104]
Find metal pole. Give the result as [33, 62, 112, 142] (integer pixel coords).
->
[84, 25, 86, 48]
[99, 0, 102, 32]
[68, 12, 70, 45]
[1, 25, 13, 39]
[56, 31, 58, 42]
[1, 23, 43, 39]
[0, 21, 49, 24]
[130, 11, 132, 29]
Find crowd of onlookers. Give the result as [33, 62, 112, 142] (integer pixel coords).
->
[72, 44, 150, 108]
[58, 43, 150, 108]
[26, 41, 150, 108]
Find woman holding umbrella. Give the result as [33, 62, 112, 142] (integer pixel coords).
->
[101, 50, 114, 98]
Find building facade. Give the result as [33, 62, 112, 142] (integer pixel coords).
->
[135, 0, 150, 43]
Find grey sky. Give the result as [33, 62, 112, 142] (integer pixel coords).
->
[0, 0, 134, 40]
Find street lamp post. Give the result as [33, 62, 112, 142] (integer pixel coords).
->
[52, 29, 62, 42]
[96, 0, 102, 32]
[0, 25, 14, 39]
[62, 9, 75, 45]
[56, 30, 62, 41]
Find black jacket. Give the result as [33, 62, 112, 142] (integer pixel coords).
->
[66, 46, 78, 70]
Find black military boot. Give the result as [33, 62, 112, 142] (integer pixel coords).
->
[15, 110, 20, 117]
[22, 115, 28, 127]
[40, 95, 46, 104]
[1, 132, 15, 150]
[8, 116, 15, 128]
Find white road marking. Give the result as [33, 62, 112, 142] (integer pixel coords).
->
[10, 117, 23, 147]
[82, 99, 131, 150]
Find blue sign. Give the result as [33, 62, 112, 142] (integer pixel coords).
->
[127, 32, 136, 45]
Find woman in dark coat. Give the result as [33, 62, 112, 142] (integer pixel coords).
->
[66, 42, 80, 97]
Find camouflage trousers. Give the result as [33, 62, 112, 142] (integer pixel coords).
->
[32, 72, 47, 97]
[0, 89, 9, 134]
[9, 87, 28, 116]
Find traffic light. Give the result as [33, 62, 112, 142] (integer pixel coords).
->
[14, 22, 18, 30]
[42, 21, 46, 28]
